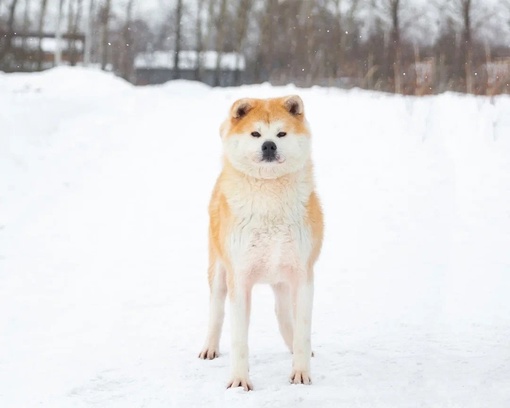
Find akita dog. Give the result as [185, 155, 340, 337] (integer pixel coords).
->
[198, 95, 323, 390]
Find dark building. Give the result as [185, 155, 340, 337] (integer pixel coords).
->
[0, 31, 85, 72]
[134, 50, 246, 86]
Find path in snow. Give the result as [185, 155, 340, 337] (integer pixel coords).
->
[1, 68, 510, 407]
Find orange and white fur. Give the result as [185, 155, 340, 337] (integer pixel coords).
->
[198, 95, 323, 390]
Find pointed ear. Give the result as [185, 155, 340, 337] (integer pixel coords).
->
[283, 95, 304, 116]
[230, 98, 254, 119]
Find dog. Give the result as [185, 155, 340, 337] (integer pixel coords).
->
[198, 95, 323, 391]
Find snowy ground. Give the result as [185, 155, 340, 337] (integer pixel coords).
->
[1, 68, 510, 407]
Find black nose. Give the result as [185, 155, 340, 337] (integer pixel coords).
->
[261, 141, 277, 161]
[261, 141, 277, 152]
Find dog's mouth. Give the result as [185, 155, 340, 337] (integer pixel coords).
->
[258, 154, 285, 164]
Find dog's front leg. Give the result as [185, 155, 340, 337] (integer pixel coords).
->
[227, 274, 253, 391]
[290, 275, 314, 385]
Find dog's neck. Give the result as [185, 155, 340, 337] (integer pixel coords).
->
[221, 157, 314, 188]
[219, 159, 315, 219]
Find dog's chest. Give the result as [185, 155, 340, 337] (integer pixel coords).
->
[226, 181, 312, 283]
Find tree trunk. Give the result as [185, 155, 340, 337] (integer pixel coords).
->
[37, 0, 48, 70]
[390, 0, 402, 93]
[173, 0, 183, 79]
[194, 0, 206, 81]
[99, 0, 111, 71]
[55, 0, 65, 66]
[254, 0, 277, 83]
[461, 0, 473, 93]
[213, 0, 227, 86]
[69, 0, 83, 65]
[301, 0, 315, 86]
[344, 0, 360, 78]
[332, 0, 343, 78]
[84, 0, 94, 66]
[22, 0, 31, 34]
[22, 0, 31, 69]
[366, 51, 375, 89]
[120, 0, 134, 81]
[66, 0, 75, 64]
[1, 0, 20, 69]
[233, 0, 252, 85]
[7, 0, 19, 37]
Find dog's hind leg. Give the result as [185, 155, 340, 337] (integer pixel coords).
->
[199, 260, 227, 360]
[272, 282, 294, 353]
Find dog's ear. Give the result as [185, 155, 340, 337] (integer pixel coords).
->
[230, 98, 253, 119]
[283, 95, 304, 116]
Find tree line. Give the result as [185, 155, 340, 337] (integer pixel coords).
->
[1, 0, 509, 94]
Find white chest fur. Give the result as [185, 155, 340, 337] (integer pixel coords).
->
[224, 170, 314, 285]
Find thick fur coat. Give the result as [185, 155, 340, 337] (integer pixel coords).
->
[199, 95, 324, 390]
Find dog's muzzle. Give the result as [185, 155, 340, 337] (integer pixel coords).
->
[261, 141, 277, 162]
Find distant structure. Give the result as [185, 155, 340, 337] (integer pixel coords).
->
[0, 31, 85, 72]
[0, 32, 85, 72]
[134, 50, 246, 86]
[484, 58, 510, 95]
[411, 58, 436, 95]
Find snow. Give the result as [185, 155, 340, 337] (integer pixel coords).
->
[1, 67, 510, 407]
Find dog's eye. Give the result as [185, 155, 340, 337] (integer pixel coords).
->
[277, 132, 287, 138]
[251, 131, 261, 138]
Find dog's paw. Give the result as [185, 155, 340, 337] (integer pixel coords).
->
[198, 348, 219, 360]
[227, 377, 253, 391]
[291, 350, 315, 357]
[290, 370, 312, 385]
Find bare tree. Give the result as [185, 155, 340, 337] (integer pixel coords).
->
[0, 0, 20, 66]
[377, 0, 404, 93]
[232, 0, 252, 85]
[300, 0, 316, 85]
[390, 0, 403, 93]
[7, 0, 19, 35]
[68, 0, 83, 65]
[457, 0, 474, 93]
[13, 0, 31, 69]
[55, 0, 66, 66]
[254, 0, 278, 83]
[22, 0, 30, 28]
[445, 0, 496, 93]
[173, 0, 183, 79]
[36, 0, 48, 70]
[84, 0, 94, 65]
[213, 0, 227, 86]
[99, 0, 111, 70]
[193, 0, 206, 80]
[330, 0, 345, 78]
[120, 0, 134, 80]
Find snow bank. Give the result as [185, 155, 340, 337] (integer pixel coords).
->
[0, 68, 509, 408]
[0, 66, 132, 96]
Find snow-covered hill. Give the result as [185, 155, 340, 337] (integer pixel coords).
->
[1, 68, 509, 407]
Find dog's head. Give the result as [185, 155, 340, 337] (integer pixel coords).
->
[220, 95, 311, 179]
